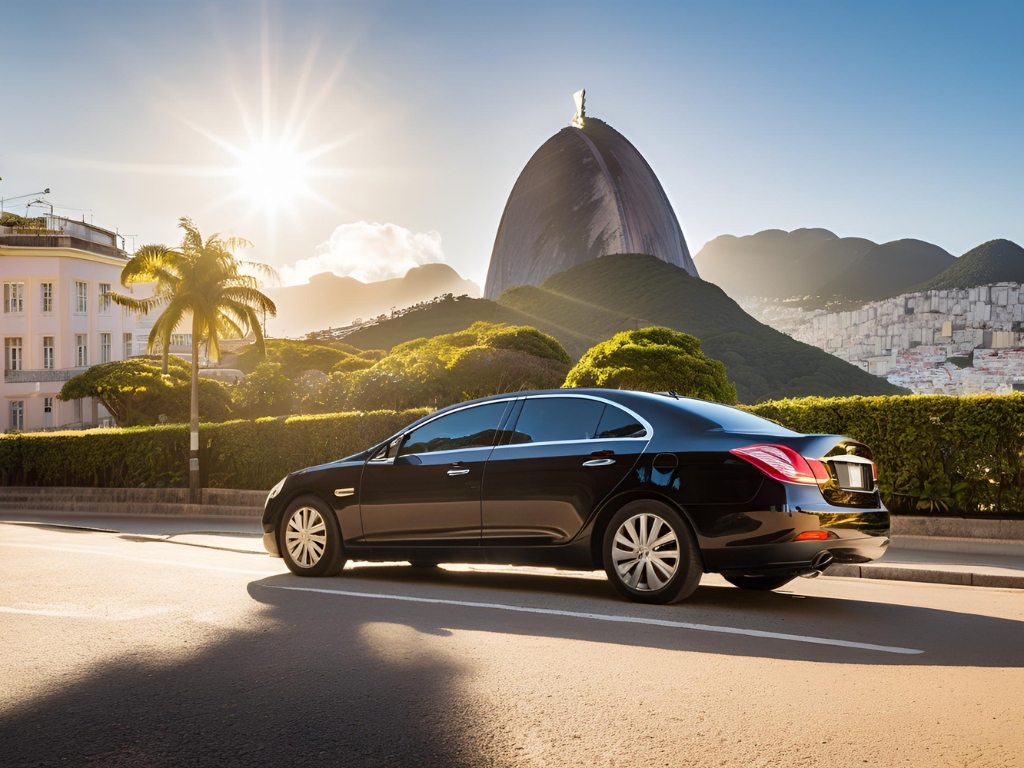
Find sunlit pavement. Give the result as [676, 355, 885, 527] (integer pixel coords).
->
[1, 520, 1023, 767]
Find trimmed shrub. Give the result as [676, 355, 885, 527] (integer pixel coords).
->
[59, 356, 234, 427]
[565, 327, 738, 404]
[744, 394, 1024, 517]
[0, 408, 429, 491]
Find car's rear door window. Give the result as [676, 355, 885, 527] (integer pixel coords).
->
[508, 397, 605, 444]
[595, 404, 647, 438]
[399, 402, 508, 456]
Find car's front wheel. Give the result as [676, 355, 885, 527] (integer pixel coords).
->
[279, 495, 347, 577]
[602, 500, 703, 604]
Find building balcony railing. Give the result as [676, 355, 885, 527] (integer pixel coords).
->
[4, 367, 88, 383]
[0, 234, 127, 260]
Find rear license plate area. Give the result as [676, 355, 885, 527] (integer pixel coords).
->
[832, 461, 870, 490]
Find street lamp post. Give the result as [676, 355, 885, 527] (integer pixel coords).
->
[0, 190, 50, 217]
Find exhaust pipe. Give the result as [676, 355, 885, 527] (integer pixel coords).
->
[798, 551, 834, 579]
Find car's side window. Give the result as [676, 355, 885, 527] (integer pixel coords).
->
[399, 402, 508, 456]
[595, 404, 647, 438]
[507, 397, 605, 444]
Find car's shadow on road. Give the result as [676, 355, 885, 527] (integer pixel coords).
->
[246, 562, 1024, 668]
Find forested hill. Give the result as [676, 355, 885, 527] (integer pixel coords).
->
[910, 239, 1024, 292]
[344, 254, 907, 403]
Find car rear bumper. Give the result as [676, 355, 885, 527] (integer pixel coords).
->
[701, 505, 890, 575]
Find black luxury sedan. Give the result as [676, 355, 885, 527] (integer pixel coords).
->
[262, 390, 889, 604]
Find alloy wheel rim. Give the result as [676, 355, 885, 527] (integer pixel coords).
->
[285, 507, 327, 568]
[611, 513, 680, 591]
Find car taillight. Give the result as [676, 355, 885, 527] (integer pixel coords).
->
[794, 531, 829, 541]
[729, 444, 828, 485]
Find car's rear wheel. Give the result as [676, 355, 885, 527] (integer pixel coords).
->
[279, 495, 347, 577]
[602, 500, 703, 604]
[723, 573, 796, 591]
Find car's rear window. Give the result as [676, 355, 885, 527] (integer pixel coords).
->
[666, 397, 798, 436]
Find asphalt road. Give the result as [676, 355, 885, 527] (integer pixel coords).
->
[1, 519, 1023, 768]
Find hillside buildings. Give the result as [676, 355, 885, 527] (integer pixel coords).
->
[742, 284, 1024, 394]
[0, 216, 151, 432]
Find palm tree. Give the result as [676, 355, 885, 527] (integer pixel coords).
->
[111, 217, 277, 501]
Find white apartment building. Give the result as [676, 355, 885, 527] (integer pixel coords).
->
[0, 216, 146, 432]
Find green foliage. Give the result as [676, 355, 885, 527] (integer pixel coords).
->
[311, 321, 572, 412]
[744, 394, 1024, 517]
[344, 254, 907, 403]
[910, 239, 1024, 292]
[59, 356, 233, 426]
[231, 362, 293, 419]
[565, 327, 738, 404]
[0, 409, 430, 490]
[1, 213, 46, 229]
[235, 338, 382, 378]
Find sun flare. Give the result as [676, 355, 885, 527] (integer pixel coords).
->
[235, 139, 313, 214]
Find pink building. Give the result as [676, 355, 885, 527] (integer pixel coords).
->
[0, 216, 145, 431]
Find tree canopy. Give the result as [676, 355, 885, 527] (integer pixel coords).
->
[59, 357, 233, 427]
[231, 361, 294, 419]
[308, 322, 571, 412]
[564, 327, 737, 404]
[233, 338, 382, 379]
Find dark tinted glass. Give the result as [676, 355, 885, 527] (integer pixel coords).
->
[670, 398, 797, 436]
[508, 397, 605, 444]
[400, 402, 507, 455]
[595, 404, 647, 438]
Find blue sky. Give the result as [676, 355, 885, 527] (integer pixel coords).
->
[1, 1, 1022, 286]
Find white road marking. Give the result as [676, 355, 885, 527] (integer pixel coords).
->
[264, 584, 925, 656]
[0, 541, 279, 576]
[0, 537, 924, 655]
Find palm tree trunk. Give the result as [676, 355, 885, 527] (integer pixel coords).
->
[189, 321, 201, 504]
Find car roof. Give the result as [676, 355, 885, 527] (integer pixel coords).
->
[424, 389, 793, 434]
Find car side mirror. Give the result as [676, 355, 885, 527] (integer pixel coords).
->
[394, 454, 422, 466]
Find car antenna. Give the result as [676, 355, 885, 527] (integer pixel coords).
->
[668, 390, 679, 399]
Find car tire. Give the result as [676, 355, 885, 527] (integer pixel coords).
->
[279, 495, 347, 577]
[602, 500, 703, 605]
[723, 573, 796, 591]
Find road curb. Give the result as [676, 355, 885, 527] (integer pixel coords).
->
[827, 563, 1024, 589]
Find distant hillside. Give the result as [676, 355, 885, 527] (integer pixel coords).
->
[344, 254, 907, 403]
[694, 228, 843, 298]
[265, 263, 480, 338]
[816, 239, 955, 303]
[694, 228, 956, 305]
[911, 239, 1024, 292]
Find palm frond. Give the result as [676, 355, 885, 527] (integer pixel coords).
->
[219, 286, 277, 316]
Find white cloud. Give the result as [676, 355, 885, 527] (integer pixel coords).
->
[278, 221, 446, 285]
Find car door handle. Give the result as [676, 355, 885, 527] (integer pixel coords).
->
[583, 458, 616, 467]
[447, 468, 470, 476]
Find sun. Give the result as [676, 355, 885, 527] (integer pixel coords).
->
[162, 18, 356, 228]
[235, 139, 313, 215]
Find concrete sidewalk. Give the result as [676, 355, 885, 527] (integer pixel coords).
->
[827, 543, 1024, 589]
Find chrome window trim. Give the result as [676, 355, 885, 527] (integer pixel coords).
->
[493, 392, 654, 449]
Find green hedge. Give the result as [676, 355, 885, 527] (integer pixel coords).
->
[5, 394, 1024, 516]
[745, 394, 1024, 517]
[0, 409, 430, 491]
